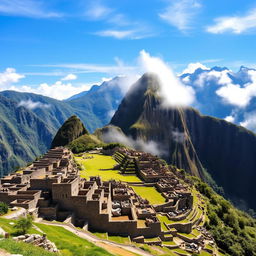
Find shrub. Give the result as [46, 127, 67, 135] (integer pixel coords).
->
[0, 201, 8, 215]
[14, 215, 33, 235]
[102, 143, 124, 150]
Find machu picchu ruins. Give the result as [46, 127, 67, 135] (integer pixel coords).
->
[0, 146, 217, 255]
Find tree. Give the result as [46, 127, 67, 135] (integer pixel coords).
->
[0, 202, 8, 215]
[14, 215, 33, 234]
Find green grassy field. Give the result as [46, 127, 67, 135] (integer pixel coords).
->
[34, 223, 113, 256]
[108, 235, 131, 244]
[76, 154, 141, 182]
[0, 217, 41, 236]
[0, 239, 55, 256]
[131, 186, 166, 205]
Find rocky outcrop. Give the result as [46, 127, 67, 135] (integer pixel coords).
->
[13, 233, 58, 252]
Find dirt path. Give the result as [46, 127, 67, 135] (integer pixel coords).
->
[0, 249, 11, 256]
[35, 219, 153, 256]
[3, 208, 26, 219]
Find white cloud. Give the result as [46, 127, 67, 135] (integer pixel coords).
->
[207, 8, 256, 34]
[181, 62, 209, 74]
[216, 83, 256, 107]
[159, 0, 202, 31]
[95, 29, 152, 40]
[139, 50, 195, 107]
[85, 2, 112, 20]
[95, 29, 136, 39]
[225, 115, 235, 122]
[216, 70, 256, 107]
[18, 99, 51, 110]
[240, 111, 256, 131]
[0, 68, 24, 90]
[195, 69, 232, 87]
[0, 0, 62, 18]
[61, 74, 77, 81]
[102, 127, 167, 156]
[16, 81, 92, 100]
[171, 129, 186, 143]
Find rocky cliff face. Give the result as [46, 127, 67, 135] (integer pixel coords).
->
[110, 73, 256, 210]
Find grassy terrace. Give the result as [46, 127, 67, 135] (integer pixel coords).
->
[0, 239, 55, 256]
[75, 153, 141, 182]
[0, 217, 41, 236]
[34, 223, 113, 256]
[131, 186, 166, 205]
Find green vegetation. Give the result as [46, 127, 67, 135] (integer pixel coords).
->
[191, 176, 256, 256]
[102, 143, 125, 150]
[108, 235, 130, 244]
[131, 186, 166, 205]
[0, 239, 55, 256]
[69, 134, 102, 153]
[14, 216, 33, 235]
[137, 243, 177, 256]
[0, 202, 8, 215]
[0, 217, 41, 235]
[34, 223, 113, 256]
[51, 115, 88, 148]
[92, 232, 108, 240]
[76, 153, 141, 182]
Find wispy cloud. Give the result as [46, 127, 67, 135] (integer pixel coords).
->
[32, 63, 138, 75]
[95, 29, 153, 40]
[61, 74, 77, 81]
[207, 8, 256, 34]
[0, 0, 62, 18]
[18, 99, 51, 110]
[85, 2, 112, 20]
[159, 0, 202, 32]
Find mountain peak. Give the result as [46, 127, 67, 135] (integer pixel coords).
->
[210, 66, 229, 72]
[51, 115, 88, 148]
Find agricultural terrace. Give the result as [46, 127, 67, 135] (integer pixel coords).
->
[131, 186, 166, 205]
[75, 153, 141, 182]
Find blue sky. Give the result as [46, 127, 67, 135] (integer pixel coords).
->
[1, 0, 256, 99]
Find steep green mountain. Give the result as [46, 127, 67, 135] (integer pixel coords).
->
[0, 95, 53, 177]
[51, 115, 88, 148]
[0, 91, 75, 134]
[110, 73, 256, 211]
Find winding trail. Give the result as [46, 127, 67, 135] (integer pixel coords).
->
[34, 219, 153, 256]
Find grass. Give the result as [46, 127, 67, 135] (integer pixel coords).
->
[131, 186, 166, 205]
[0, 239, 55, 256]
[137, 243, 177, 256]
[92, 232, 108, 240]
[108, 235, 131, 244]
[162, 241, 177, 246]
[34, 223, 113, 256]
[0, 217, 41, 236]
[199, 250, 213, 256]
[76, 154, 141, 182]
[157, 214, 175, 231]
